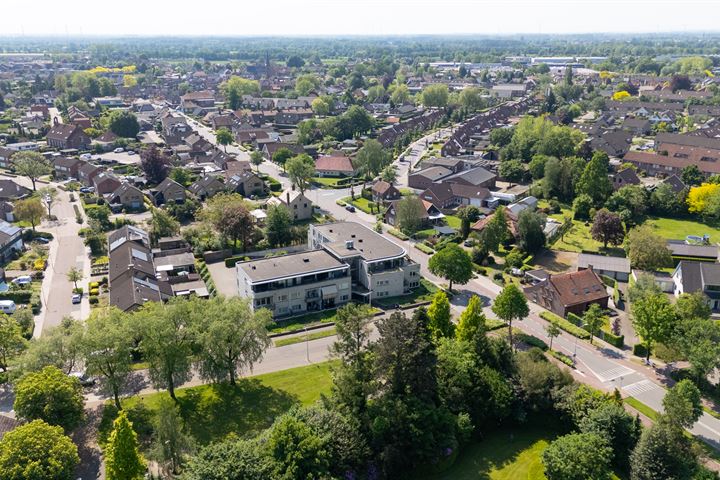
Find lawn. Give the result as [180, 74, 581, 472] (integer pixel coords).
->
[645, 216, 720, 242]
[101, 361, 336, 447]
[268, 307, 381, 334]
[425, 422, 557, 480]
[445, 215, 462, 229]
[274, 327, 337, 347]
[312, 176, 343, 187]
[374, 278, 440, 308]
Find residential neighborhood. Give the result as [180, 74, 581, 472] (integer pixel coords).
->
[4, 13, 720, 480]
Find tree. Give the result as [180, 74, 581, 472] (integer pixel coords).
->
[394, 195, 426, 235]
[12, 151, 51, 191]
[222, 76, 260, 110]
[631, 293, 677, 361]
[380, 164, 397, 184]
[675, 317, 720, 382]
[675, 291, 711, 321]
[136, 299, 196, 401]
[202, 194, 257, 250]
[105, 410, 147, 480]
[492, 283, 529, 351]
[0, 420, 79, 480]
[140, 146, 170, 184]
[82, 308, 134, 409]
[529, 154, 552, 180]
[195, 296, 271, 385]
[215, 128, 233, 152]
[630, 420, 697, 480]
[590, 208, 625, 248]
[0, 314, 25, 373]
[149, 208, 180, 244]
[583, 303, 606, 345]
[295, 74, 321, 96]
[421, 84, 449, 107]
[390, 84, 410, 105]
[459, 86, 485, 111]
[490, 127, 515, 147]
[456, 295, 486, 342]
[681, 164, 703, 187]
[272, 147, 294, 171]
[286, 153, 315, 195]
[108, 110, 140, 138]
[13, 366, 84, 432]
[517, 209, 546, 253]
[265, 204, 293, 248]
[151, 396, 195, 475]
[542, 432, 613, 480]
[266, 414, 330, 480]
[670, 74, 692, 92]
[14, 197, 44, 232]
[663, 379, 702, 428]
[427, 291, 454, 341]
[355, 138, 389, 179]
[311, 97, 331, 116]
[250, 150, 264, 173]
[687, 183, 720, 218]
[546, 320, 561, 350]
[287, 55, 305, 68]
[498, 159, 525, 184]
[428, 244, 473, 291]
[579, 402, 642, 473]
[12, 317, 83, 376]
[607, 185, 648, 226]
[481, 208, 510, 253]
[456, 205, 480, 239]
[183, 437, 272, 480]
[66, 266, 83, 290]
[37, 186, 57, 217]
[626, 226, 673, 271]
[576, 151, 613, 205]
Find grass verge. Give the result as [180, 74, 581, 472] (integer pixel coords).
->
[274, 327, 337, 347]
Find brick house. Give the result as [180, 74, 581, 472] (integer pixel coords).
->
[46, 120, 91, 150]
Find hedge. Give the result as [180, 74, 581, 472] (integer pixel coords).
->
[566, 312, 583, 326]
[550, 350, 575, 367]
[0, 290, 33, 304]
[633, 343, 648, 358]
[539, 310, 591, 340]
[516, 332, 548, 351]
[566, 311, 624, 347]
[415, 243, 434, 255]
[486, 318, 506, 331]
[388, 229, 409, 241]
[225, 255, 250, 268]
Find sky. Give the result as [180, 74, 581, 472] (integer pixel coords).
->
[3, 0, 720, 37]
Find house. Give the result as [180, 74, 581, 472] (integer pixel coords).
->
[371, 181, 401, 204]
[672, 261, 720, 312]
[315, 154, 356, 178]
[180, 90, 216, 114]
[662, 175, 687, 194]
[577, 253, 631, 282]
[0, 147, 13, 169]
[420, 157, 466, 174]
[226, 171, 266, 197]
[471, 207, 520, 239]
[590, 130, 632, 158]
[106, 182, 146, 210]
[261, 142, 305, 160]
[624, 150, 720, 178]
[152, 178, 186, 205]
[666, 240, 719, 262]
[524, 268, 610, 318]
[52, 156, 82, 180]
[440, 166, 496, 189]
[0, 180, 30, 201]
[408, 166, 453, 190]
[0, 414, 21, 440]
[611, 168, 641, 190]
[188, 175, 225, 200]
[0, 221, 23, 264]
[384, 199, 444, 227]
[77, 161, 102, 187]
[267, 189, 313, 221]
[93, 172, 123, 195]
[621, 118, 651, 135]
[46, 121, 91, 150]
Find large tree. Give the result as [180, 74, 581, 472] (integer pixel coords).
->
[81, 307, 134, 409]
[456, 295, 486, 342]
[12, 151, 51, 191]
[492, 283, 529, 351]
[630, 420, 698, 480]
[394, 196, 426, 235]
[266, 414, 330, 480]
[578, 402, 641, 473]
[108, 110, 140, 138]
[427, 291, 454, 342]
[105, 410, 147, 480]
[286, 153, 315, 195]
[631, 293, 677, 361]
[151, 396, 195, 475]
[428, 244, 473, 291]
[13, 366, 84, 432]
[456, 205, 481, 239]
[149, 207, 180, 244]
[222, 76, 260, 110]
[12, 317, 83, 376]
[420, 84, 449, 107]
[355, 138, 389, 179]
[675, 316, 720, 382]
[576, 151, 613, 205]
[542, 432, 613, 480]
[195, 296, 271, 385]
[265, 204, 293, 247]
[517, 209, 546, 254]
[0, 314, 25, 373]
[215, 128, 233, 152]
[272, 147, 294, 171]
[480, 207, 510, 253]
[591, 208, 625, 248]
[625, 225, 673, 271]
[14, 197, 44, 232]
[662, 379, 702, 429]
[140, 146, 170, 184]
[0, 420, 79, 480]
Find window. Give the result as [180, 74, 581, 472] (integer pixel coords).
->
[278, 295, 288, 302]
[292, 304, 302, 311]
[341, 295, 349, 301]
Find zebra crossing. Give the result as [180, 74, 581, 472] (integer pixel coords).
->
[623, 379, 661, 397]
[593, 365, 635, 383]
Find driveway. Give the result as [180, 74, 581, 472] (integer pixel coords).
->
[206, 260, 239, 298]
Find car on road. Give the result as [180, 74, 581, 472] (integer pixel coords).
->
[69, 371, 96, 387]
[113, 147, 124, 153]
[79, 186, 95, 193]
[345, 205, 356, 212]
[127, 150, 136, 155]
[72, 293, 82, 304]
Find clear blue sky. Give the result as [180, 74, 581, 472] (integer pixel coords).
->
[3, 0, 720, 37]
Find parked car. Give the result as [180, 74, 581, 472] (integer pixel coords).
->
[34, 237, 50, 244]
[0, 300, 16, 314]
[113, 147, 124, 153]
[12, 276, 32, 286]
[345, 205, 356, 212]
[127, 150, 136, 155]
[72, 293, 82, 304]
[80, 153, 92, 160]
[69, 371, 96, 387]
[79, 186, 95, 193]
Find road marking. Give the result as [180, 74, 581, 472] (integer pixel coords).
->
[623, 379, 660, 397]
[594, 365, 635, 383]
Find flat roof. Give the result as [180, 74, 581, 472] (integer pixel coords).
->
[237, 249, 348, 284]
[313, 222, 406, 262]
[577, 253, 631, 274]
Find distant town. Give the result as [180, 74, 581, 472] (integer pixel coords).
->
[1, 33, 720, 480]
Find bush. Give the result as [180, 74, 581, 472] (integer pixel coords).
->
[414, 243, 434, 254]
[90, 288, 99, 296]
[539, 310, 591, 340]
[550, 350, 575, 367]
[224, 255, 248, 268]
[601, 330, 624, 348]
[566, 312, 583, 326]
[516, 332, 548, 351]
[89, 296, 99, 305]
[632, 342, 648, 358]
[72, 287, 83, 295]
[388, 229, 409, 241]
[0, 290, 32, 304]
[505, 249, 525, 268]
[493, 272, 504, 281]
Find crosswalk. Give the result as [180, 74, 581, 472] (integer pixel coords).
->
[593, 365, 635, 383]
[623, 379, 661, 397]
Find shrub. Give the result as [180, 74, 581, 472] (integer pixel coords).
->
[550, 350, 575, 367]
[89, 282, 99, 289]
[632, 343, 648, 358]
[601, 330, 624, 348]
[89, 296, 99, 305]
[516, 332, 548, 350]
[566, 312, 583, 326]
[414, 243, 434, 254]
[224, 255, 246, 268]
[0, 290, 32, 304]
[388, 229, 409, 241]
[539, 310, 591, 340]
[90, 288, 99, 296]
[493, 272, 504, 281]
[72, 287, 83, 295]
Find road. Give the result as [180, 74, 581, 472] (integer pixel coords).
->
[175, 111, 251, 162]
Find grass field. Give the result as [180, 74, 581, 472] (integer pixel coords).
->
[374, 278, 440, 308]
[101, 361, 335, 447]
[425, 423, 558, 480]
[274, 327, 337, 347]
[645, 216, 720, 242]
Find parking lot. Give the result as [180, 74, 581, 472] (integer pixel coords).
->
[88, 150, 141, 166]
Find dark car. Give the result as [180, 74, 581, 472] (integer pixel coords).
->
[345, 205, 356, 213]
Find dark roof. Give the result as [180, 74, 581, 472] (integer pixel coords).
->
[614, 168, 641, 186]
[662, 175, 686, 193]
[442, 166, 496, 186]
[372, 180, 396, 195]
[47, 123, 82, 141]
[450, 183, 491, 200]
[155, 177, 185, 194]
[0, 180, 30, 200]
[667, 240, 719, 259]
[676, 261, 720, 294]
[0, 414, 21, 440]
[657, 132, 720, 150]
[410, 166, 452, 181]
[546, 269, 609, 307]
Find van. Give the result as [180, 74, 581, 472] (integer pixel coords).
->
[0, 300, 17, 314]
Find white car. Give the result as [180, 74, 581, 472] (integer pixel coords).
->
[11, 275, 32, 286]
[80, 153, 92, 160]
[127, 150, 136, 155]
[113, 147, 124, 153]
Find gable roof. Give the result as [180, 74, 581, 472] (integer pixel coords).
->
[47, 123, 83, 142]
[315, 154, 355, 173]
[442, 166, 496, 186]
[155, 177, 185, 194]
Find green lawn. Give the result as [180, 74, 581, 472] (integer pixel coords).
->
[425, 423, 557, 480]
[274, 327, 337, 347]
[312, 176, 343, 187]
[101, 361, 335, 447]
[645, 216, 720, 242]
[445, 215, 462, 229]
[374, 278, 440, 308]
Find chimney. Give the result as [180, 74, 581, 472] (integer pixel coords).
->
[286, 191, 290, 205]
[345, 240, 354, 249]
